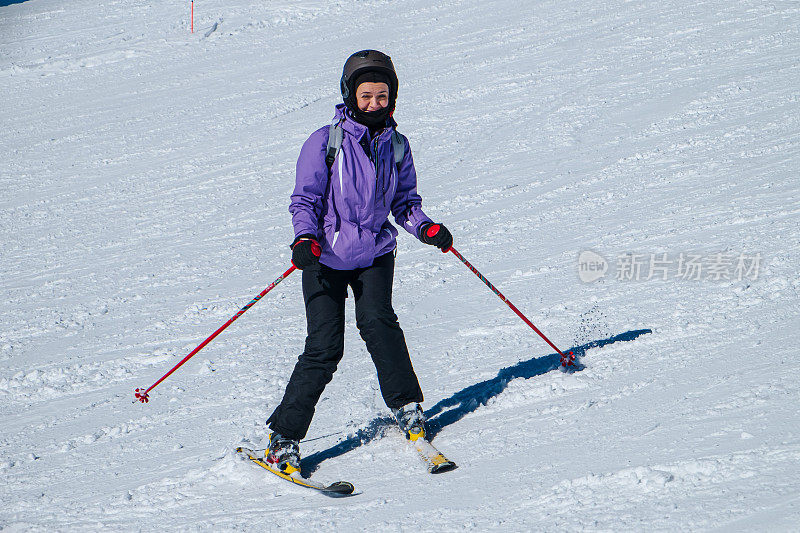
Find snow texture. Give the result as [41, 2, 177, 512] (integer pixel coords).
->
[2, 0, 799, 530]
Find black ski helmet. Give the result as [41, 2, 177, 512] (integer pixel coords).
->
[340, 50, 399, 113]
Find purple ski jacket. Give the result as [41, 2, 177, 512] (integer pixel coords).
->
[290, 104, 433, 270]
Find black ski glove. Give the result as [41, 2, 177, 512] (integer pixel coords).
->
[291, 234, 321, 270]
[419, 222, 453, 252]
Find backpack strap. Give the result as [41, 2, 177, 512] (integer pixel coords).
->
[325, 119, 344, 169]
[391, 130, 405, 167]
[326, 120, 406, 171]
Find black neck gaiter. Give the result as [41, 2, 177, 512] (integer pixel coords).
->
[351, 106, 391, 129]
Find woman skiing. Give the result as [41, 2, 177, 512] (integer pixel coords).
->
[265, 50, 453, 474]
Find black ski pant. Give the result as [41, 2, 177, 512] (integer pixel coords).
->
[267, 251, 423, 441]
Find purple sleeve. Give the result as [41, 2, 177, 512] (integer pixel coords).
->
[391, 136, 433, 240]
[289, 127, 329, 240]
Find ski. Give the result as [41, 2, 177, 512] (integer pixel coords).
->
[235, 447, 355, 496]
[406, 434, 457, 474]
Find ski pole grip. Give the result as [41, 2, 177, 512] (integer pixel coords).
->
[310, 241, 321, 257]
[425, 224, 451, 253]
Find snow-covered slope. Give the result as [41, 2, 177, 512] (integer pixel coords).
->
[2, 0, 799, 530]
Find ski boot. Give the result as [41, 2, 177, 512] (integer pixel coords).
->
[265, 433, 301, 475]
[392, 403, 426, 441]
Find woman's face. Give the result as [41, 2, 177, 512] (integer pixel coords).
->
[355, 82, 389, 112]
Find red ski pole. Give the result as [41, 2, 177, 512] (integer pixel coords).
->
[135, 253, 312, 403]
[425, 224, 575, 368]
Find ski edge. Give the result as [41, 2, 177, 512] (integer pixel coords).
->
[409, 436, 457, 474]
[235, 447, 355, 496]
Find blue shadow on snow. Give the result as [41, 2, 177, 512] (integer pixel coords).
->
[301, 328, 652, 474]
[0, 0, 31, 7]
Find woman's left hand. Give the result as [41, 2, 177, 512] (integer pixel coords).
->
[420, 223, 453, 252]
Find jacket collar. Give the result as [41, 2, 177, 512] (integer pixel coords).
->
[334, 103, 397, 141]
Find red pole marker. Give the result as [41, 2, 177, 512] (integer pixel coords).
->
[427, 224, 574, 367]
[135, 264, 299, 403]
[191, 1, 194, 33]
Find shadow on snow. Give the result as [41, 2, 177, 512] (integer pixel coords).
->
[301, 328, 652, 475]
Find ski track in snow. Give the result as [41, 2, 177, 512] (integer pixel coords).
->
[2, 0, 799, 530]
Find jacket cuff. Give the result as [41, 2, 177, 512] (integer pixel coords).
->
[417, 222, 432, 240]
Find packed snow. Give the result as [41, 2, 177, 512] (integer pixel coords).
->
[2, 0, 799, 530]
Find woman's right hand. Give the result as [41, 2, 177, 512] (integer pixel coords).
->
[291, 234, 321, 269]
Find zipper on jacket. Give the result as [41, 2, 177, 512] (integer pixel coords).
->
[371, 133, 387, 206]
[370, 134, 383, 205]
[372, 135, 380, 172]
